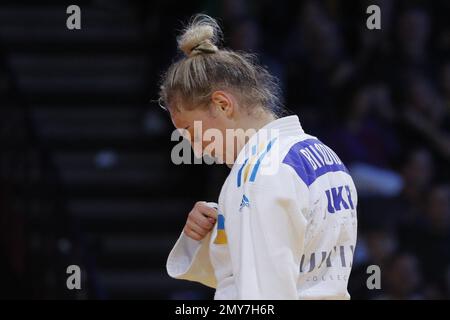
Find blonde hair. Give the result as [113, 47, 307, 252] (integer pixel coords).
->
[159, 14, 283, 116]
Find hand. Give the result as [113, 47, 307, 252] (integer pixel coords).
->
[183, 201, 217, 241]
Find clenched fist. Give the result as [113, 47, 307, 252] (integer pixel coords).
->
[184, 201, 217, 241]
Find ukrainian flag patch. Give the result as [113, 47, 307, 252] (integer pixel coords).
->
[213, 214, 228, 245]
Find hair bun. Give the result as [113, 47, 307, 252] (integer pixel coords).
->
[178, 14, 221, 57]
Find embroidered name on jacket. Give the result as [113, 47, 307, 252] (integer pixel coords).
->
[282, 138, 349, 187]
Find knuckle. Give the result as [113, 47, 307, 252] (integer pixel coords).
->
[188, 211, 198, 221]
[191, 232, 201, 240]
[202, 221, 212, 229]
[194, 201, 203, 208]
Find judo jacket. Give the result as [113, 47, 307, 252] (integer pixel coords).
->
[167, 115, 358, 300]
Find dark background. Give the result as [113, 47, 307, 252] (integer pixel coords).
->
[0, 0, 449, 299]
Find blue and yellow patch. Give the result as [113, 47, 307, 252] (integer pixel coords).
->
[237, 138, 277, 187]
[213, 214, 228, 245]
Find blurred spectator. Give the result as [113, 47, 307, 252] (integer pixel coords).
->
[393, 148, 435, 228]
[283, 1, 354, 130]
[400, 185, 450, 292]
[400, 148, 435, 207]
[325, 83, 406, 196]
[327, 84, 399, 168]
[228, 17, 286, 92]
[349, 227, 398, 299]
[400, 74, 450, 160]
[442, 61, 450, 103]
[396, 8, 430, 68]
[379, 253, 423, 300]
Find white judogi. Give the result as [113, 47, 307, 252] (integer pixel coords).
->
[167, 115, 358, 299]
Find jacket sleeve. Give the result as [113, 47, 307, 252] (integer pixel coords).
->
[166, 231, 217, 288]
[166, 202, 218, 288]
[232, 164, 308, 299]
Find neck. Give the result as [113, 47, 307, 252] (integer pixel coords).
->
[226, 110, 276, 167]
[239, 110, 276, 133]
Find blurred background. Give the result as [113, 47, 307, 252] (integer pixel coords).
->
[0, 0, 449, 299]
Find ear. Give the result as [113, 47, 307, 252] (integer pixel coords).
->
[211, 91, 234, 118]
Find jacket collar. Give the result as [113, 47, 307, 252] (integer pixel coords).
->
[233, 115, 304, 167]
